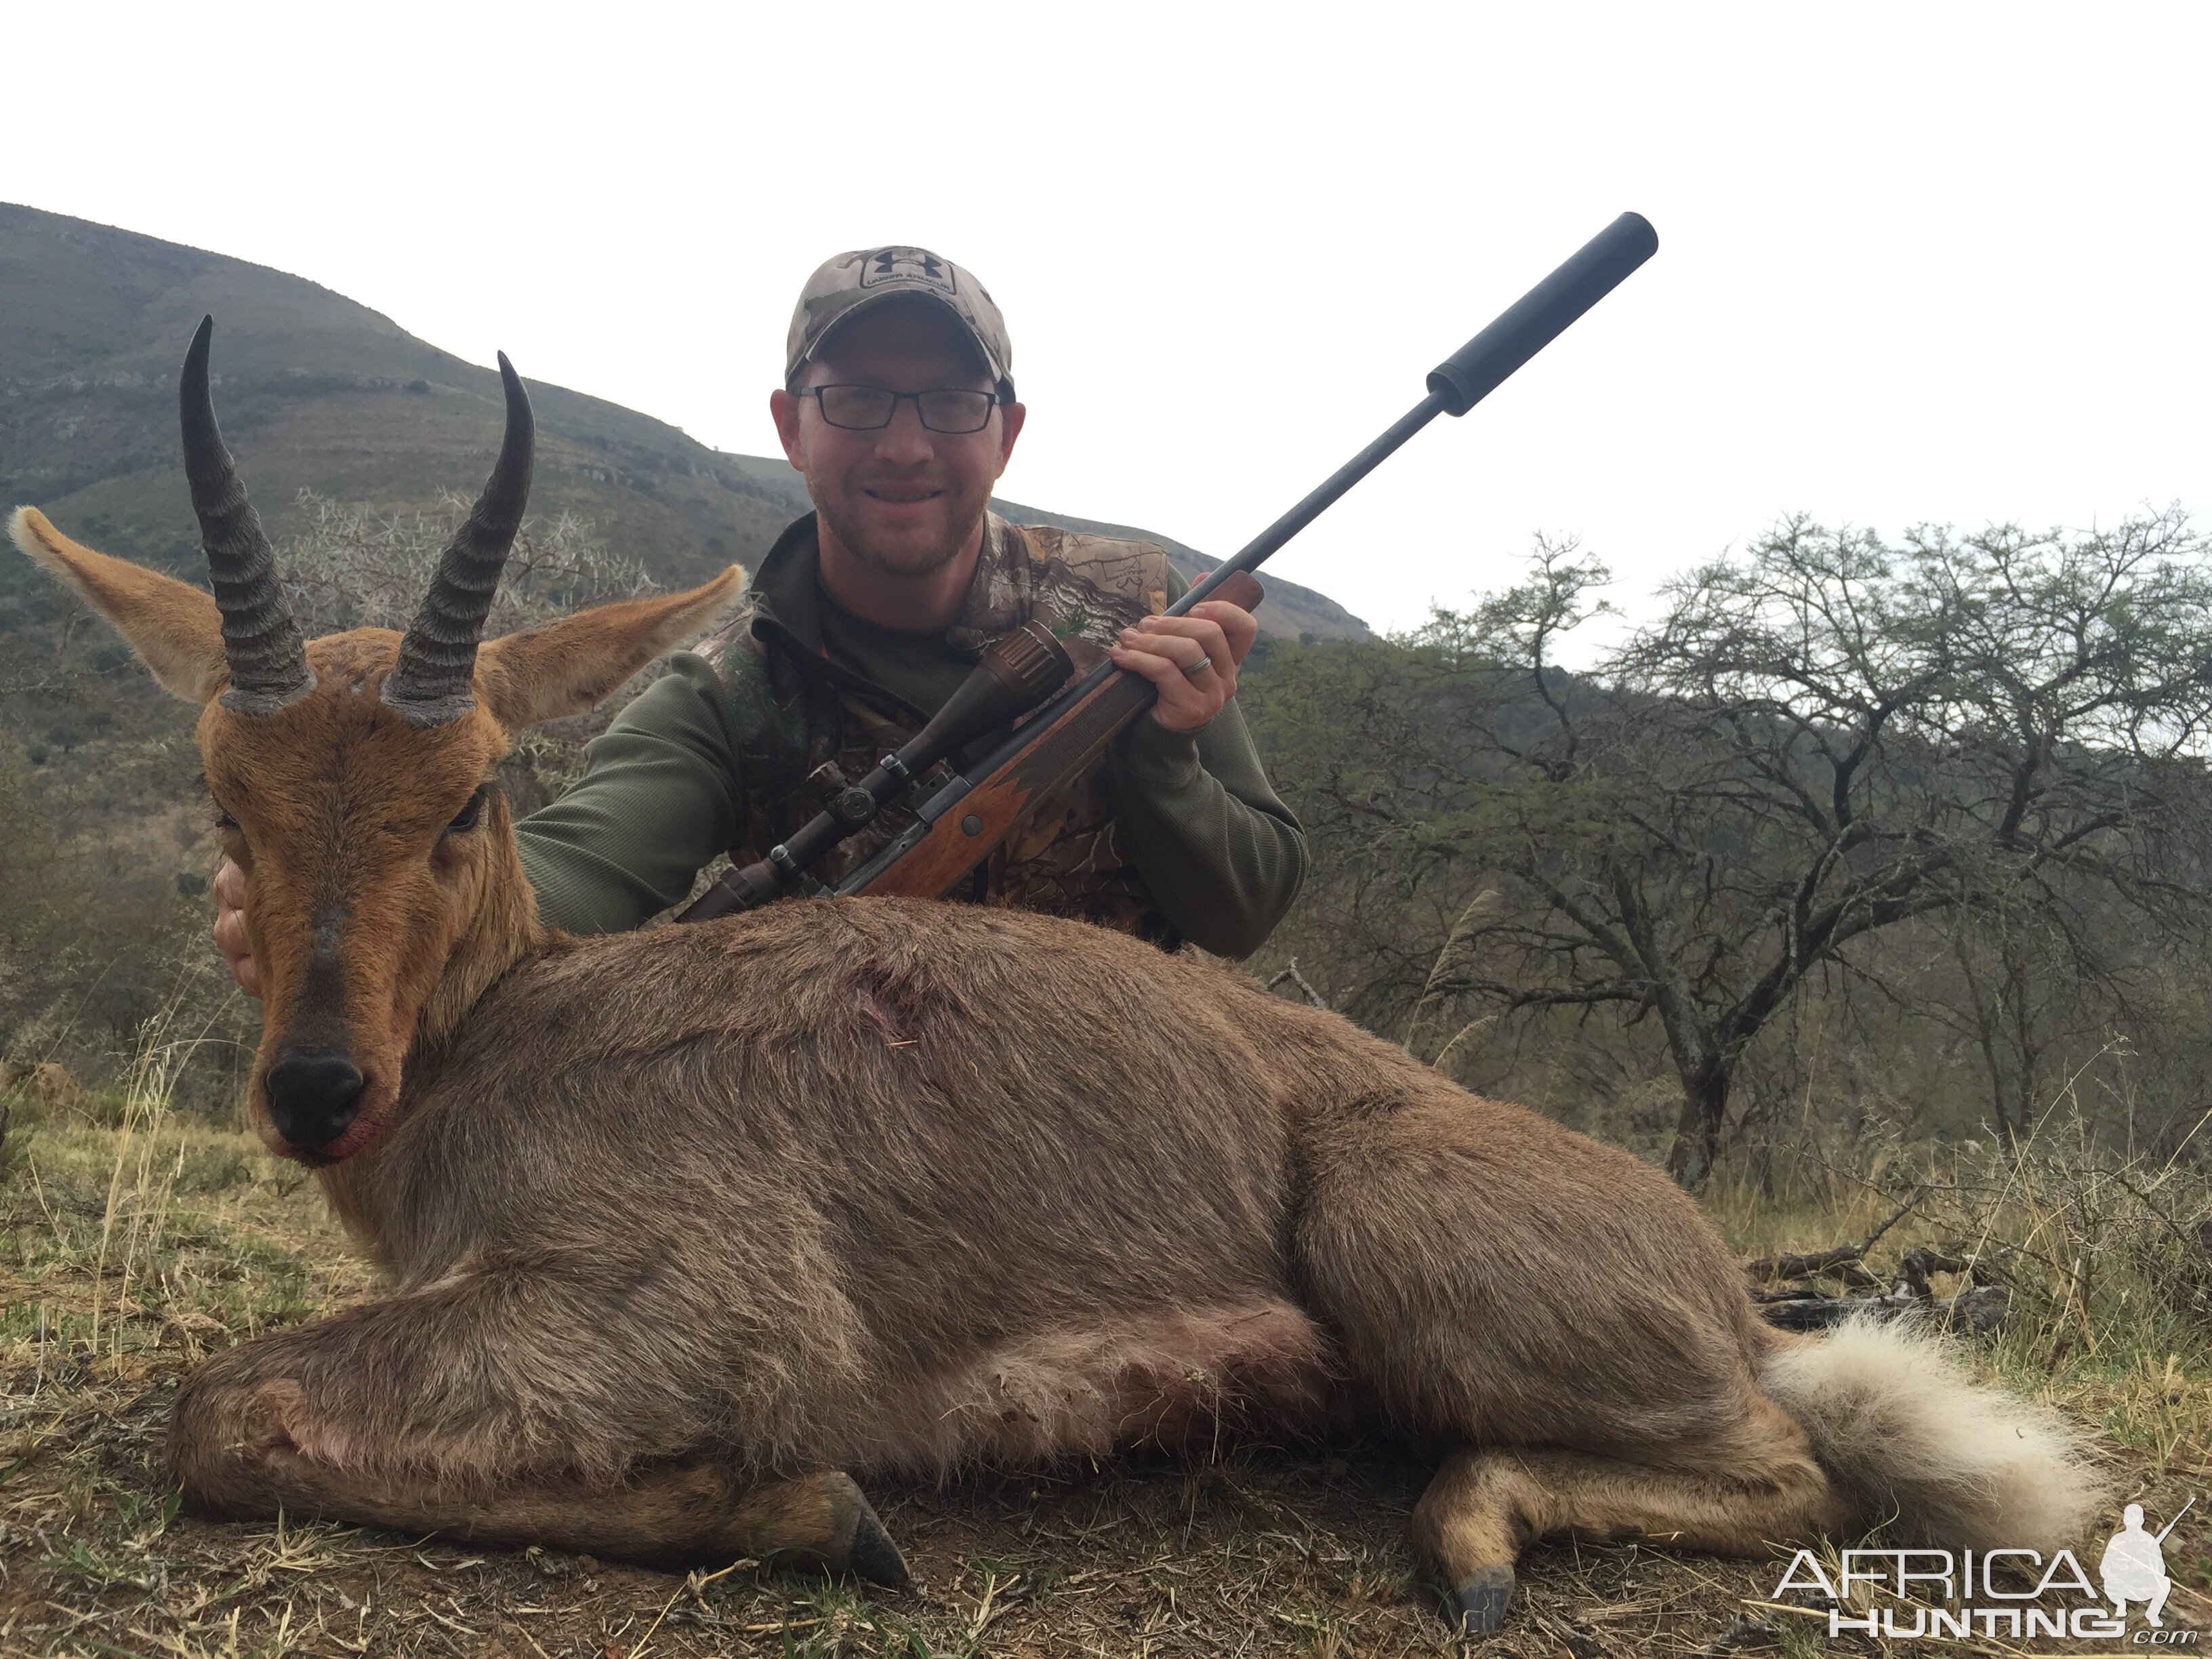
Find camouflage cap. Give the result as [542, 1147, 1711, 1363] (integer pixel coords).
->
[785, 247, 1013, 396]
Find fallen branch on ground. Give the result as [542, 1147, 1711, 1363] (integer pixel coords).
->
[1742, 1190, 2007, 1332]
[1741, 1187, 1927, 1290]
[1756, 1284, 2011, 1334]
[1742, 1245, 1879, 1287]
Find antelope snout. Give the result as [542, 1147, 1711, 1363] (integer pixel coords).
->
[264, 1045, 365, 1155]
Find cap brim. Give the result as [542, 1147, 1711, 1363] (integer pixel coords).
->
[793, 286, 1011, 390]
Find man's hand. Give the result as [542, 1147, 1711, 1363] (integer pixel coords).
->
[212, 857, 262, 999]
[1108, 600, 1260, 732]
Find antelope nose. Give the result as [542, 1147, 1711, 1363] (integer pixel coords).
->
[264, 1047, 365, 1153]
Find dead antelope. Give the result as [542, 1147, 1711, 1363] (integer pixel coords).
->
[11, 321, 2101, 1631]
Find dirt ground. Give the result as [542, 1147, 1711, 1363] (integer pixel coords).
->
[4, 1109, 2209, 1657]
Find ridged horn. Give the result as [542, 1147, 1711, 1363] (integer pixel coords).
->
[379, 353, 535, 725]
[180, 316, 315, 715]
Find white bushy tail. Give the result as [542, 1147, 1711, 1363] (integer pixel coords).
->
[1761, 1316, 2106, 1551]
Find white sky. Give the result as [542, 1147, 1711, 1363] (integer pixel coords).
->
[9, 2, 2208, 638]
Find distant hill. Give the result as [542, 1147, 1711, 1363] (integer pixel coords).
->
[0, 204, 1368, 642]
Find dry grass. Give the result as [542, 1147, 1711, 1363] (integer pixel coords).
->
[3, 1080, 2210, 1656]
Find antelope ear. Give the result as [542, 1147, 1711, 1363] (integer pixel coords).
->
[10, 507, 230, 703]
[475, 567, 745, 729]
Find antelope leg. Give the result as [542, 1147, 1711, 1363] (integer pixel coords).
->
[179, 1372, 903, 1581]
[186, 1380, 905, 1581]
[1410, 1433, 1841, 1633]
[167, 1274, 907, 1583]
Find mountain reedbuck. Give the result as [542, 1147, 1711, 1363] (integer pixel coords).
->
[12, 321, 2100, 1632]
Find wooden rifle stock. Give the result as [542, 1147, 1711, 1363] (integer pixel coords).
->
[842, 570, 1264, 900]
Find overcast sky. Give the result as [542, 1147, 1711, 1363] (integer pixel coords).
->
[9, 3, 2207, 638]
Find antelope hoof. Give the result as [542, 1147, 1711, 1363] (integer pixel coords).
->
[808, 1472, 908, 1589]
[735, 1469, 909, 1588]
[847, 1506, 910, 1589]
[1453, 1563, 1515, 1633]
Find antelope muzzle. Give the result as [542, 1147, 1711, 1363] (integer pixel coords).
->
[261, 1043, 367, 1156]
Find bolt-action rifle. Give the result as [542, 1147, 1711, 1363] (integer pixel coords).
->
[677, 211, 1659, 924]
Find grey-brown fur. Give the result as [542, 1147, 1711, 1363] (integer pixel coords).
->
[170, 895, 2101, 1625]
[12, 482, 2101, 1633]
[224, 900, 1753, 1477]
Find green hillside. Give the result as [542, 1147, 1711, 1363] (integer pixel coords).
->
[0, 203, 1370, 641]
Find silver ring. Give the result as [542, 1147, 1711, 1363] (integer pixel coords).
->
[1183, 655, 1214, 678]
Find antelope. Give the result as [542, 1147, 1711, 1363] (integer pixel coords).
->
[12, 321, 2100, 1632]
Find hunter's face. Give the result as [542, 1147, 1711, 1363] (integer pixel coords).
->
[772, 295, 1024, 581]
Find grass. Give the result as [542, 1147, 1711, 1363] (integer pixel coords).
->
[3, 1076, 2210, 1655]
[1707, 1114, 2212, 1486]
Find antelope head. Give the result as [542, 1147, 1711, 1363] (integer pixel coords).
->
[11, 319, 742, 1164]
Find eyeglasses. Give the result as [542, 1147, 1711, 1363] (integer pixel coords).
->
[800, 384, 1004, 434]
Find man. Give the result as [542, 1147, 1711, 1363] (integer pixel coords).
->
[215, 245, 1304, 985]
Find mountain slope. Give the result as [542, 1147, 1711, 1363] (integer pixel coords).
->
[0, 204, 1368, 641]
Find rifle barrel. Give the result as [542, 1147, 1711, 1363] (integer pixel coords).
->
[2156, 1495, 2196, 1544]
[1166, 393, 1447, 617]
[1174, 209, 1658, 615]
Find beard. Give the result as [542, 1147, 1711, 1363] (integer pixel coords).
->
[813, 470, 987, 579]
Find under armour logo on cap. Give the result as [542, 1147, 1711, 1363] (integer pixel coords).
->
[860, 247, 958, 293]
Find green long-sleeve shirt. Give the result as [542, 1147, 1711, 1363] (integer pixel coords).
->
[514, 518, 1307, 957]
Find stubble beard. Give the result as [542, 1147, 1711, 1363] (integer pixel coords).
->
[816, 484, 985, 580]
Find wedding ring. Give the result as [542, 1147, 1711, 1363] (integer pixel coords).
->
[1183, 655, 1214, 677]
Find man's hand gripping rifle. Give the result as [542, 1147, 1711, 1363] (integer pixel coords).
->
[678, 211, 1659, 924]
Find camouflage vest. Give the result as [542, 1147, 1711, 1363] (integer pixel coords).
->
[695, 514, 1179, 941]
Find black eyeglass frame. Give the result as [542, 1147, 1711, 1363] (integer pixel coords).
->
[798, 384, 1008, 434]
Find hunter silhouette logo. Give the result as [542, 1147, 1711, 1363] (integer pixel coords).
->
[1773, 1500, 2199, 1643]
[2102, 1500, 2190, 1629]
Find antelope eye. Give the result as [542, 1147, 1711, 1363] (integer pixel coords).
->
[443, 787, 491, 836]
